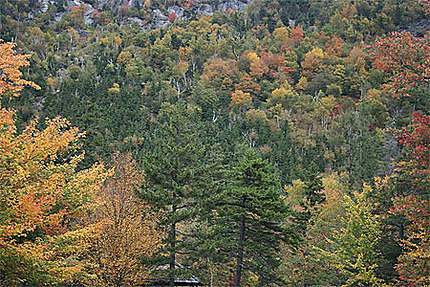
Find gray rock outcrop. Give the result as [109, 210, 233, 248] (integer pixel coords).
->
[33, 0, 255, 30]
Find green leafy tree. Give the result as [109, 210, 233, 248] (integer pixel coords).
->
[330, 184, 385, 286]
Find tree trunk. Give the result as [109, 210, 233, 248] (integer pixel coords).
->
[235, 215, 246, 287]
[169, 212, 176, 287]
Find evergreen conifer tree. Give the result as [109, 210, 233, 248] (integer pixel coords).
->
[140, 101, 217, 287]
[207, 146, 297, 287]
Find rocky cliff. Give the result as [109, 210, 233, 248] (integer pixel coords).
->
[35, 0, 254, 30]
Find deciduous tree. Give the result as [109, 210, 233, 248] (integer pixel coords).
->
[85, 153, 162, 287]
[0, 41, 40, 99]
[390, 111, 430, 286]
[0, 40, 108, 286]
[370, 32, 430, 100]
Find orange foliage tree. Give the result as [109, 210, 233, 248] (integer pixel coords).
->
[201, 58, 239, 92]
[0, 41, 40, 99]
[0, 40, 108, 286]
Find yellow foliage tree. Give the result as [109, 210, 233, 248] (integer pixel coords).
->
[0, 111, 109, 286]
[0, 40, 109, 286]
[273, 26, 290, 49]
[230, 90, 252, 113]
[296, 76, 308, 91]
[282, 173, 347, 285]
[84, 153, 162, 287]
[108, 82, 120, 95]
[283, 174, 385, 286]
[314, 95, 337, 130]
[116, 50, 132, 66]
[301, 47, 325, 77]
[267, 81, 298, 108]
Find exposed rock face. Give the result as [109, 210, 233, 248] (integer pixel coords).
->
[39, 0, 53, 13]
[168, 6, 185, 20]
[33, 0, 255, 30]
[198, 4, 213, 15]
[217, 0, 252, 11]
[152, 9, 169, 29]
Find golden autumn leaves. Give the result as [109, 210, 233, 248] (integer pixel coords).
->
[0, 41, 104, 285]
[85, 153, 162, 287]
[0, 41, 161, 286]
[0, 41, 40, 98]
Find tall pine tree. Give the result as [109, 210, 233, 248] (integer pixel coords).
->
[140, 101, 217, 286]
[207, 146, 298, 286]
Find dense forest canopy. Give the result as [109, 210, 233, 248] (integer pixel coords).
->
[0, 0, 429, 286]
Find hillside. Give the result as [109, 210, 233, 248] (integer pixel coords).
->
[0, 0, 429, 286]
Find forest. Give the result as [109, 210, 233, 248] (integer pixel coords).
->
[0, 0, 429, 286]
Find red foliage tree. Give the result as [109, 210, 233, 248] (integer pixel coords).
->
[234, 75, 261, 97]
[183, 1, 194, 9]
[370, 32, 430, 98]
[325, 35, 344, 57]
[260, 52, 293, 80]
[168, 12, 177, 22]
[390, 111, 430, 286]
[420, 0, 430, 14]
[289, 27, 305, 45]
[393, 111, 430, 191]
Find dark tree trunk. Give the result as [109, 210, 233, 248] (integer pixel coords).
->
[169, 210, 176, 287]
[235, 214, 246, 287]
